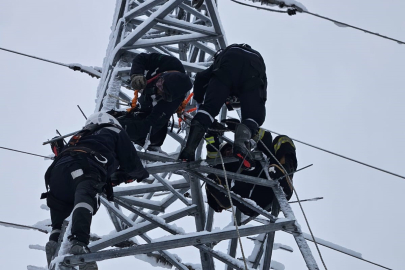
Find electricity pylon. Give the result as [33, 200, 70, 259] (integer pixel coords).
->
[52, 1, 320, 269]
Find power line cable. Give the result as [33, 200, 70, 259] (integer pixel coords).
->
[0, 46, 101, 78]
[267, 129, 405, 180]
[0, 46, 68, 67]
[230, 0, 405, 45]
[0, 146, 53, 160]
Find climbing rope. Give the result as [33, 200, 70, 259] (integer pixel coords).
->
[205, 141, 250, 270]
[258, 139, 328, 270]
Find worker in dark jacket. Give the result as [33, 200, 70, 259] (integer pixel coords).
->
[110, 53, 192, 151]
[204, 125, 296, 216]
[179, 44, 267, 170]
[44, 112, 149, 269]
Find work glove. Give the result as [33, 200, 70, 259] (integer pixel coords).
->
[130, 74, 147, 90]
[106, 109, 127, 118]
[221, 118, 240, 132]
[110, 171, 134, 187]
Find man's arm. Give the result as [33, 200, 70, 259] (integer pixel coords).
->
[193, 65, 213, 104]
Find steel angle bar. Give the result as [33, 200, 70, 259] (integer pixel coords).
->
[155, 17, 216, 35]
[187, 171, 278, 222]
[131, 191, 157, 223]
[199, 245, 254, 270]
[204, 0, 227, 48]
[194, 166, 278, 188]
[205, 206, 214, 232]
[191, 41, 217, 55]
[114, 197, 179, 234]
[118, 196, 166, 212]
[144, 156, 239, 174]
[178, 3, 212, 24]
[112, 0, 186, 62]
[123, 33, 219, 50]
[140, 233, 190, 270]
[249, 234, 267, 268]
[100, 197, 128, 231]
[167, 127, 185, 146]
[259, 161, 319, 270]
[89, 205, 197, 251]
[137, 151, 176, 162]
[156, 46, 175, 57]
[226, 209, 241, 270]
[124, 0, 167, 21]
[127, 18, 190, 35]
[136, 187, 190, 224]
[64, 221, 295, 266]
[262, 202, 280, 270]
[51, 220, 69, 265]
[185, 170, 215, 269]
[153, 174, 191, 205]
[113, 179, 189, 196]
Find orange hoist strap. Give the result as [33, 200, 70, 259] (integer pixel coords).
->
[126, 90, 139, 112]
[176, 93, 194, 115]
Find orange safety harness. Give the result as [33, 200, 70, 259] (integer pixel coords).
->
[176, 92, 196, 128]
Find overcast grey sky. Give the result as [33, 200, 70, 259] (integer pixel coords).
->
[0, 0, 404, 269]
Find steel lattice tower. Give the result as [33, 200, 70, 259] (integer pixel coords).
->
[51, 1, 320, 269]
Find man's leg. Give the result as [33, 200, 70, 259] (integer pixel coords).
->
[70, 179, 100, 270]
[179, 76, 230, 161]
[233, 86, 266, 169]
[46, 165, 75, 267]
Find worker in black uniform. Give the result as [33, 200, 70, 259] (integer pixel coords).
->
[204, 124, 297, 216]
[179, 44, 267, 170]
[110, 53, 192, 151]
[44, 112, 149, 269]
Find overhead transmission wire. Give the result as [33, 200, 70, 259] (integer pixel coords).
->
[0, 146, 52, 160]
[0, 46, 101, 78]
[230, 0, 405, 45]
[267, 129, 405, 180]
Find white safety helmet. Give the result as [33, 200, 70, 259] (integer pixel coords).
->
[85, 112, 121, 127]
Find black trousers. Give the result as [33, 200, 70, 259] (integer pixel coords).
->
[47, 160, 103, 245]
[195, 47, 266, 135]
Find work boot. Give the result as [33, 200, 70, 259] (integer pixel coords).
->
[45, 240, 58, 267]
[233, 124, 256, 170]
[69, 240, 98, 270]
[178, 120, 206, 162]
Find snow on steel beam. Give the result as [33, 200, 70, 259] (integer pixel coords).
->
[140, 233, 190, 270]
[118, 196, 166, 212]
[124, 0, 168, 21]
[155, 17, 216, 35]
[111, 0, 186, 65]
[259, 160, 319, 270]
[195, 166, 278, 187]
[89, 205, 197, 251]
[113, 179, 189, 196]
[64, 221, 295, 266]
[122, 33, 219, 50]
[178, 3, 212, 24]
[191, 41, 217, 55]
[226, 209, 241, 270]
[100, 197, 127, 231]
[205, 0, 227, 48]
[152, 174, 191, 206]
